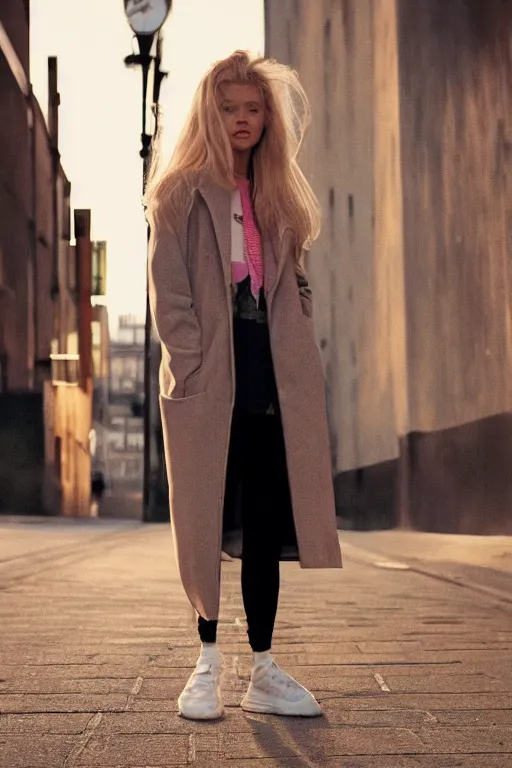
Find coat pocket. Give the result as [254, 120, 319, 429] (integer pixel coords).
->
[160, 389, 206, 404]
[161, 364, 205, 402]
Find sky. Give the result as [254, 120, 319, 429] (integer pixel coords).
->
[30, 0, 264, 337]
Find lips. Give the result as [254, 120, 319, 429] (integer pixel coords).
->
[234, 131, 250, 138]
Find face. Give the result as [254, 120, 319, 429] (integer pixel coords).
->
[218, 82, 265, 157]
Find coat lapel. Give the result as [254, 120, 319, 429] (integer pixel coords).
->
[196, 172, 295, 302]
[197, 174, 232, 286]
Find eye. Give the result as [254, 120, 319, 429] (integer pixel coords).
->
[223, 105, 235, 114]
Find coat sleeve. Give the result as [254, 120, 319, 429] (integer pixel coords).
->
[295, 256, 313, 319]
[148, 215, 202, 399]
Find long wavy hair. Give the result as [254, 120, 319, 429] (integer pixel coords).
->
[145, 50, 321, 252]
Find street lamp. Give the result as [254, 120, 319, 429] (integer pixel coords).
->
[123, 0, 171, 523]
[125, 0, 170, 35]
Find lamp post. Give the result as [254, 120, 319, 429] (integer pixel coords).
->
[123, 0, 171, 522]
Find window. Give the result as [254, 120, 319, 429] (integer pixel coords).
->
[111, 357, 135, 392]
[123, 357, 137, 379]
[91, 321, 101, 348]
[68, 245, 77, 291]
[111, 358, 124, 377]
[126, 432, 144, 451]
[118, 327, 134, 345]
[91, 241, 107, 296]
[107, 431, 125, 451]
[62, 180, 71, 240]
[92, 348, 101, 379]
[67, 332, 78, 355]
[120, 377, 135, 393]
[137, 357, 145, 385]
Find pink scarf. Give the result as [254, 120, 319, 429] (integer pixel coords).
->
[236, 177, 263, 303]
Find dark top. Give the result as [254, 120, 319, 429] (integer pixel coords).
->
[232, 275, 278, 414]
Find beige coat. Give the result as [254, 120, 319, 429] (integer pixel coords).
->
[148, 172, 342, 621]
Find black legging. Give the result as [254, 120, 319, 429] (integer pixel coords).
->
[198, 410, 291, 652]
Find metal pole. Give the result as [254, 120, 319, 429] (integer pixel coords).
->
[142, 32, 167, 523]
[124, 28, 168, 523]
[138, 34, 153, 523]
[143, 248, 152, 520]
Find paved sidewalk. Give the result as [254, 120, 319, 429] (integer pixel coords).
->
[1, 517, 512, 766]
[343, 530, 512, 604]
[344, 529, 512, 572]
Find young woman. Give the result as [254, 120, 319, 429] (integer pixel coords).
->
[146, 51, 342, 721]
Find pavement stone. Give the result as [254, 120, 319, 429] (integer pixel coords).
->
[0, 678, 136, 695]
[0, 735, 77, 768]
[1, 517, 512, 766]
[0, 713, 91, 734]
[74, 733, 190, 765]
[93, 710, 257, 735]
[417, 725, 512, 751]
[0, 694, 128, 715]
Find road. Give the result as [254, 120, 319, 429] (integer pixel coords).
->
[1, 517, 512, 766]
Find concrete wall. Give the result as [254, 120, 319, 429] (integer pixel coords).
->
[398, 0, 512, 433]
[265, 0, 512, 532]
[266, 1, 402, 478]
[396, 0, 512, 533]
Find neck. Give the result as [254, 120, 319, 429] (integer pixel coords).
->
[233, 149, 251, 179]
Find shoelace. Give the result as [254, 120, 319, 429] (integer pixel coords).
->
[269, 663, 300, 692]
[186, 662, 220, 692]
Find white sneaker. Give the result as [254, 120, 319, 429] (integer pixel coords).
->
[241, 658, 322, 717]
[178, 648, 224, 720]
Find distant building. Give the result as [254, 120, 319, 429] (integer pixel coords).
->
[107, 315, 144, 483]
[91, 301, 110, 481]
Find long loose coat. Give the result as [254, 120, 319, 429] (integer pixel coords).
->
[148, 171, 342, 621]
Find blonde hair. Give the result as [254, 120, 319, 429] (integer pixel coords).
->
[145, 50, 320, 252]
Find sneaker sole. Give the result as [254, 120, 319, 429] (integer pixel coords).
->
[241, 693, 322, 718]
[178, 703, 224, 721]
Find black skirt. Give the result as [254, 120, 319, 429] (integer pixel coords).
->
[221, 407, 299, 561]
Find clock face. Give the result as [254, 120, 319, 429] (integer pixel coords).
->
[124, 0, 170, 35]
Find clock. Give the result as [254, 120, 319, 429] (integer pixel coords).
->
[124, 0, 171, 35]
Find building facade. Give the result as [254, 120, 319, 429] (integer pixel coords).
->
[107, 315, 144, 484]
[0, 1, 97, 516]
[265, 0, 512, 533]
[91, 301, 110, 481]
